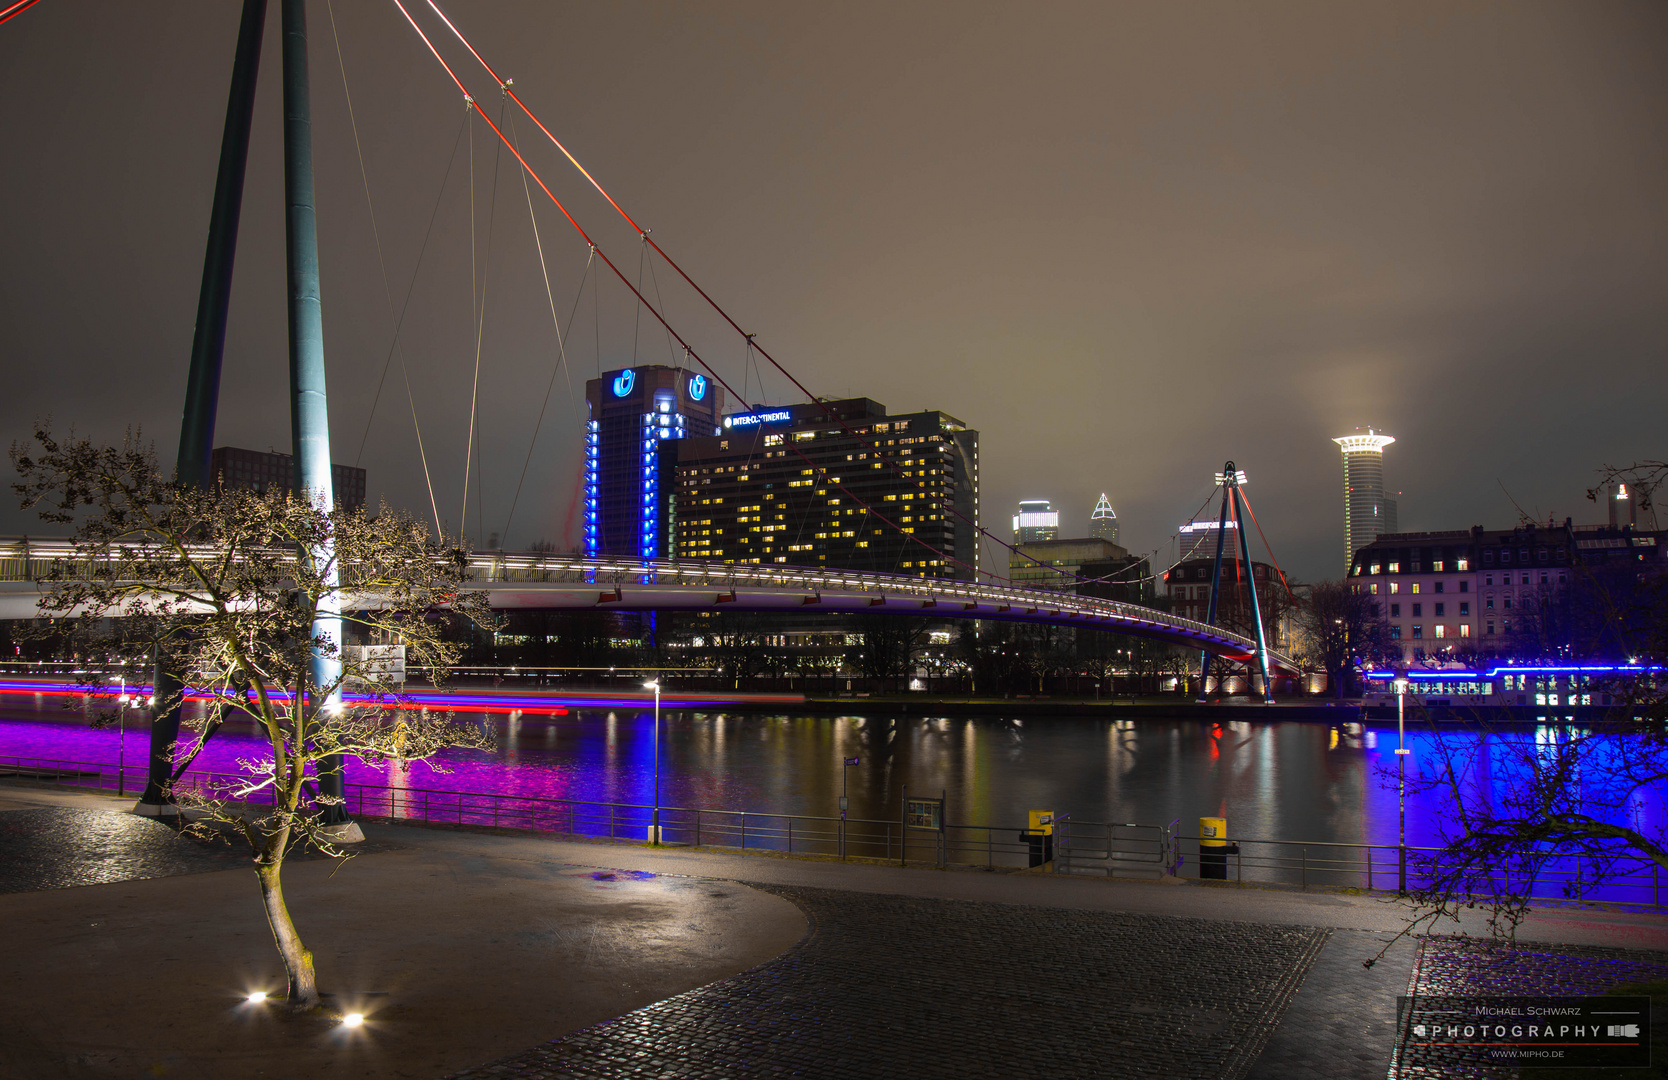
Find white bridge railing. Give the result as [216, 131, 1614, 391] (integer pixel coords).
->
[0, 537, 1290, 665]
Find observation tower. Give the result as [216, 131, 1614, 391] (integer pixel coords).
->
[1333, 429, 1396, 572]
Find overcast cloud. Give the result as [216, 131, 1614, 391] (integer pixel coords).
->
[2, 1, 1663, 583]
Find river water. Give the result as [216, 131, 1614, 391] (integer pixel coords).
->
[5, 693, 1660, 861]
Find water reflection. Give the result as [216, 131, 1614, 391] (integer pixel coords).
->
[0, 699, 1661, 853]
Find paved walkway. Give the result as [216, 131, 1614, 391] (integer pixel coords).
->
[4, 781, 1667, 1080]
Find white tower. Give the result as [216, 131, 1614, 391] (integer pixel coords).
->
[1333, 429, 1396, 571]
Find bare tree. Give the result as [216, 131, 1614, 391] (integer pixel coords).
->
[11, 428, 495, 1010]
[1294, 580, 1395, 697]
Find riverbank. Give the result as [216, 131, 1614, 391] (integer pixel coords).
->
[4, 783, 1665, 1080]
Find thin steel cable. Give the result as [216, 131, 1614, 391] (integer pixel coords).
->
[502, 107, 592, 545]
[387, 2, 993, 579]
[460, 95, 505, 544]
[410, 1, 1117, 585]
[630, 239, 646, 366]
[327, 0, 447, 534]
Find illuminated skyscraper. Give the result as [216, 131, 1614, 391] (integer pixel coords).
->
[1333, 429, 1396, 570]
[585, 366, 724, 558]
[1089, 493, 1119, 545]
[1013, 500, 1060, 543]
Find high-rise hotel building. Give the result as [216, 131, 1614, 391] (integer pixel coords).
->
[665, 397, 979, 578]
[584, 365, 725, 559]
[1333, 429, 1397, 572]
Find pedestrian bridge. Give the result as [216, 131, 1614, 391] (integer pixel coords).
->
[0, 540, 1297, 671]
[466, 553, 1296, 670]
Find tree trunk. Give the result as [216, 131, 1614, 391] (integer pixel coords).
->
[256, 861, 318, 1008]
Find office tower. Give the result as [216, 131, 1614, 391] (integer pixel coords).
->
[667, 397, 979, 577]
[1333, 429, 1396, 571]
[584, 365, 725, 558]
[1089, 493, 1119, 545]
[1012, 500, 1060, 544]
[209, 446, 367, 512]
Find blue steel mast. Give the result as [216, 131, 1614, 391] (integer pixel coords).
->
[140, 0, 267, 815]
[281, 0, 355, 837]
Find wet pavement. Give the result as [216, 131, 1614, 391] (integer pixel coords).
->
[6, 788, 1668, 1079]
[1391, 936, 1668, 1079]
[0, 806, 395, 893]
[448, 884, 1328, 1080]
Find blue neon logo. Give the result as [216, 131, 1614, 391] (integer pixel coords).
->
[688, 374, 707, 401]
[612, 369, 636, 397]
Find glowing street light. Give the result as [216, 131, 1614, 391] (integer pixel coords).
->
[246, 991, 267, 1004]
[1393, 671, 1411, 893]
[643, 680, 662, 844]
[342, 1012, 364, 1028]
[840, 756, 860, 859]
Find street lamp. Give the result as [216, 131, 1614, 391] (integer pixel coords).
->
[117, 677, 128, 798]
[643, 680, 661, 844]
[1393, 671, 1411, 893]
[840, 756, 860, 859]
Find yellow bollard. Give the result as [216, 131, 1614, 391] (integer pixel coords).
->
[1199, 816, 1229, 879]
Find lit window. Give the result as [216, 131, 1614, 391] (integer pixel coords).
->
[1388, 561, 1400, 573]
[1460, 624, 1471, 638]
[1411, 583, 1421, 594]
[1389, 582, 1400, 594]
[1434, 624, 1445, 639]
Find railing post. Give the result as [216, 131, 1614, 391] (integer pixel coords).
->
[1301, 846, 1306, 888]
[788, 819, 793, 853]
[1398, 842, 1407, 895]
[1367, 846, 1373, 892]
[741, 815, 747, 850]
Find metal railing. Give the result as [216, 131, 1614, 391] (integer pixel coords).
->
[6, 753, 1661, 908]
[0, 536, 1286, 665]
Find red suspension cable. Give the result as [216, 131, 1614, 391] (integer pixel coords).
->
[0, 0, 43, 26]
[1234, 489, 1297, 606]
[413, 0, 1094, 586]
[389, 0, 976, 576]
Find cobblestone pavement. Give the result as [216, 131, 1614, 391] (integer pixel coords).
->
[448, 884, 1329, 1080]
[1391, 935, 1668, 1079]
[1247, 928, 1418, 1080]
[0, 807, 394, 893]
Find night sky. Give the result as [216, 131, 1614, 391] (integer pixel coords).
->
[2, 1, 1664, 583]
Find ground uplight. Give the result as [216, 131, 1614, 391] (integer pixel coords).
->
[342, 1013, 364, 1028]
[246, 991, 267, 1003]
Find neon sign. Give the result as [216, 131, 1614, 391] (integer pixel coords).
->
[688, 374, 707, 401]
[724, 409, 791, 428]
[612, 369, 636, 397]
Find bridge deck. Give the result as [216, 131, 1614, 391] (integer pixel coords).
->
[0, 540, 1296, 670]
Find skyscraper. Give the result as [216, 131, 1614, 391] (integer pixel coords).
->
[1089, 493, 1119, 545]
[1333, 429, 1396, 570]
[667, 397, 979, 577]
[585, 365, 725, 559]
[1012, 500, 1060, 543]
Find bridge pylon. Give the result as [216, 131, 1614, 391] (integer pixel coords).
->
[1195, 462, 1275, 705]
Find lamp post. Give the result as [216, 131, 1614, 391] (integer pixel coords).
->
[117, 677, 128, 798]
[1393, 671, 1410, 893]
[643, 680, 661, 844]
[840, 756, 860, 859]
